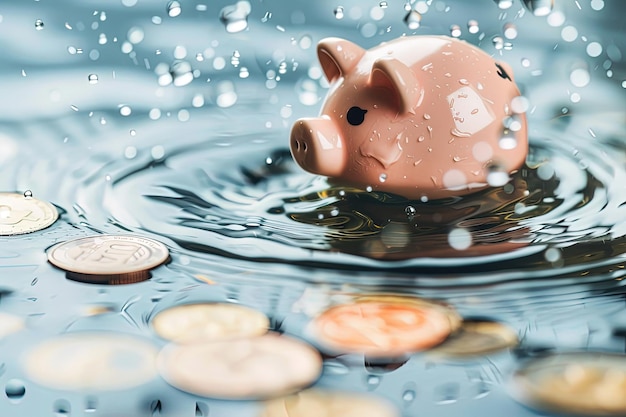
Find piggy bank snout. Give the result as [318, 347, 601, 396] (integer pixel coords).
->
[290, 118, 345, 177]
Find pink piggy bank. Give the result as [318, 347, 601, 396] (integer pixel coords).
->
[290, 36, 528, 200]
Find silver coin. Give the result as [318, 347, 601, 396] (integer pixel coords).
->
[0, 193, 58, 235]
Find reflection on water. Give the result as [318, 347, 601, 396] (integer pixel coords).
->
[0, 0, 625, 416]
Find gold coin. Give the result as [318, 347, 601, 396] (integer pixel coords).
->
[259, 389, 399, 417]
[23, 332, 158, 391]
[511, 352, 626, 416]
[152, 303, 269, 343]
[47, 235, 169, 275]
[0, 193, 58, 235]
[429, 320, 518, 357]
[310, 296, 456, 357]
[158, 332, 322, 399]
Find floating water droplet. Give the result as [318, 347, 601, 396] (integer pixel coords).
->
[570, 68, 590, 87]
[590, 0, 605, 11]
[448, 228, 472, 250]
[84, 397, 97, 413]
[169, 61, 194, 87]
[503, 23, 517, 39]
[367, 375, 381, 388]
[492, 36, 504, 50]
[521, 57, 531, 67]
[561, 25, 578, 42]
[547, 10, 565, 27]
[405, 205, 417, 218]
[35, 19, 44, 30]
[88, 74, 98, 84]
[299, 35, 312, 49]
[379, 173, 387, 183]
[467, 19, 479, 34]
[499, 129, 517, 150]
[379, 1, 388, 8]
[586, 42, 603, 58]
[334, 6, 345, 19]
[167, 1, 182, 17]
[494, 0, 513, 9]
[510, 96, 529, 113]
[124, 146, 137, 159]
[404, 10, 421, 30]
[216, 80, 237, 108]
[23, 190, 33, 198]
[487, 165, 510, 186]
[220, 1, 252, 33]
[402, 389, 416, 403]
[151, 145, 165, 160]
[450, 24, 462, 38]
[522, 0, 553, 16]
[5, 379, 25, 402]
[127, 26, 144, 44]
[129, 129, 137, 137]
[280, 105, 292, 119]
[119, 105, 132, 116]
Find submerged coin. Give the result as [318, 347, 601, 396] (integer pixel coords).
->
[430, 320, 518, 357]
[158, 332, 322, 399]
[310, 297, 456, 357]
[47, 235, 169, 275]
[511, 352, 626, 416]
[152, 303, 269, 343]
[0, 193, 58, 235]
[23, 333, 158, 391]
[259, 389, 399, 417]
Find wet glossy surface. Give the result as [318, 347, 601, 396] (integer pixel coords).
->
[0, 0, 625, 416]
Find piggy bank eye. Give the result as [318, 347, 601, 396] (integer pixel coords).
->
[495, 63, 512, 81]
[347, 106, 367, 126]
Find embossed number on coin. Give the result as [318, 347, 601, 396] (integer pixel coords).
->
[47, 235, 169, 275]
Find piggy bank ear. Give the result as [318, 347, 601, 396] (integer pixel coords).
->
[370, 57, 421, 114]
[317, 37, 366, 83]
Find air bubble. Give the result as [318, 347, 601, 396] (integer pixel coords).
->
[522, 0, 553, 16]
[511, 96, 529, 113]
[467, 19, 479, 34]
[561, 26, 578, 42]
[170, 61, 194, 87]
[404, 10, 421, 30]
[450, 24, 461, 38]
[503, 23, 517, 39]
[570, 68, 590, 87]
[119, 105, 132, 116]
[547, 11, 565, 27]
[544, 247, 561, 263]
[448, 228, 472, 250]
[167, 1, 182, 17]
[586, 42, 603, 57]
[334, 6, 345, 19]
[280, 105, 293, 118]
[127, 27, 144, 44]
[570, 92, 581, 103]
[35, 19, 44, 30]
[124, 146, 137, 159]
[219, 1, 252, 33]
